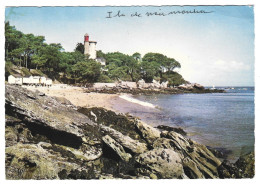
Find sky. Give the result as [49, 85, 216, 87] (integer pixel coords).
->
[5, 6, 255, 86]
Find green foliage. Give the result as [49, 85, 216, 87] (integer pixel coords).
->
[5, 61, 13, 80]
[141, 60, 160, 83]
[132, 52, 141, 61]
[97, 74, 113, 83]
[107, 64, 129, 81]
[5, 22, 186, 85]
[31, 69, 45, 76]
[72, 60, 101, 83]
[97, 50, 106, 59]
[104, 52, 140, 81]
[141, 52, 181, 83]
[21, 67, 31, 76]
[75, 43, 84, 54]
[161, 71, 186, 86]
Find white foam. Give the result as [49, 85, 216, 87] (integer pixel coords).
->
[119, 94, 156, 108]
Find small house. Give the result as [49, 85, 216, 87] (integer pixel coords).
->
[46, 78, 52, 87]
[8, 75, 23, 85]
[22, 76, 32, 85]
[40, 77, 47, 85]
[31, 76, 40, 85]
[96, 57, 106, 66]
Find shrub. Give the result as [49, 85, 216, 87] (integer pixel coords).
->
[21, 67, 31, 76]
[97, 74, 113, 83]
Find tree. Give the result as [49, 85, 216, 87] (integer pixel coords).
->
[132, 52, 141, 61]
[161, 71, 186, 86]
[141, 52, 182, 82]
[40, 44, 62, 72]
[75, 43, 84, 54]
[104, 52, 141, 81]
[97, 50, 106, 58]
[72, 60, 101, 83]
[141, 60, 160, 83]
[31, 55, 47, 70]
[163, 57, 181, 72]
[5, 22, 23, 62]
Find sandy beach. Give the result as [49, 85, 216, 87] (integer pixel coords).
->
[24, 84, 118, 110]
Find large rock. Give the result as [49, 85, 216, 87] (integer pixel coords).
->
[235, 152, 255, 178]
[217, 152, 255, 178]
[5, 85, 105, 179]
[5, 85, 98, 141]
[5, 143, 101, 179]
[161, 131, 221, 178]
[156, 125, 187, 136]
[135, 148, 184, 179]
[102, 135, 132, 162]
[100, 125, 148, 154]
[134, 119, 161, 145]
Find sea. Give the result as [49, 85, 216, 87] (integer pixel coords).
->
[111, 87, 255, 162]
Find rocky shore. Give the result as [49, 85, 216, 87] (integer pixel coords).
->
[5, 85, 254, 179]
[86, 82, 225, 95]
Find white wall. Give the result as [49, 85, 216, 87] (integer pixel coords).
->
[8, 76, 16, 84]
[84, 41, 89, 55]
[89, 42, 97, 59]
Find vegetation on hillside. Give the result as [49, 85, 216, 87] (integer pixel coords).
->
[5, 22, 186, 86]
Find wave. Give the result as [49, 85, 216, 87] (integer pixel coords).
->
[119, 94, 156, 108]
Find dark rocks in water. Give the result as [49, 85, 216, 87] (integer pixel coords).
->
[85, 85, 225, 95]
[235, 152, 255, 178]
[217, 152, 255, 178]
[217, 160, 240, 178]
[156, 125, 187, 136]
[206, 146, 232, 159]
[160, 130, 221, 178]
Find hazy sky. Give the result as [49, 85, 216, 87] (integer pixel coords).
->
[5, 6, 254, 86]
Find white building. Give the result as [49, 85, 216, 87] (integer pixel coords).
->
[8, 75, 23, 85]
[40, 77, 47, 85]
[8, 75, 52, 86]
[84, 33, 97, 59]
[46, 78, 52, 87]
[96, 57, 106, 66]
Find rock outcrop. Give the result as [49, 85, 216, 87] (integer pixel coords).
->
[5, 85, 253, 179]
[86, 82, 224, 95]
[135, 148, 184, 179]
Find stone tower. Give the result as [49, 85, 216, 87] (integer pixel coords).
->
[84, 33, 97, 59]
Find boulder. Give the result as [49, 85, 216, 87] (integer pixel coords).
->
[100, 125, 148, 154]
[6, 143, 60, 179]
[102, 135, 132, 162]
[182, 157, 205, 179]
[135, 148, 184, 179]
[134, 119, 161, 145]
[193, 83, 204, 90]
[161, 131, 221, 178]
[235, 152, 255, 178]
[156, 125, 187, 136]
[178, 84, 194, 90]
[160, 81, 168, 89]
[217, 160, 239, 178]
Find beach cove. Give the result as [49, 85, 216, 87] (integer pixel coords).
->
[5, 84, 255, 179]
[24, 84, 254, 162]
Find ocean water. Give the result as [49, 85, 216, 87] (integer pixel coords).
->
[112, 87, 255, 161]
